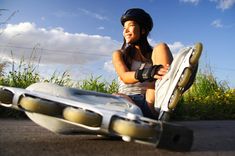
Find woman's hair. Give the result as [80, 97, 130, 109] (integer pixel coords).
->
[121, 35, 153, 70]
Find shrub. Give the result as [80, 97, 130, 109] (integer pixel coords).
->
[172, 70, 235, 120]
[77, 75, 118, 94]
[43, 70, 74, 87]
[0, 51, 40, 88]
[0, 52, 235, 120]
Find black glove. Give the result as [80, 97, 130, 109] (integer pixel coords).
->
[135, 64, 163, 82]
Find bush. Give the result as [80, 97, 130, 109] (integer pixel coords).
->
[0, 55, 235, 120]
[172, 71, 235, 120]
[43, 70, 74, 87]
[77, 75, 118, 94]
[0, 52, 40, 88]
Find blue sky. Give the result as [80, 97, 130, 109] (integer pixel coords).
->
[0, 0, 235, 88]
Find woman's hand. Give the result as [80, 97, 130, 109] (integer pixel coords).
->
[154, 64, 170, 80]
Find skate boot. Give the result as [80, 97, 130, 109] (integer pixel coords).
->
[0, 82, 194, 151]
[155, 43, 203, 121]
[0, 82, 143, 133]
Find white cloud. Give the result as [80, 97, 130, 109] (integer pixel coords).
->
[217, 0, 235, 10]
[53, 10, 78, 18]
[180, 0, 235, 10]
[147, 38, 185, 54]
[0, 23, 191, 81]
[0, 22, 120, 65]
[211, 19, 223, 28]
[179, 0, 200, 5]
[168, 42, 185, 54]
[104, 60, 115, 72]
[78, 8, 108, 21]
[210, 0, 235, 10]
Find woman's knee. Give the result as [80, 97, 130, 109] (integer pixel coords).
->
[151, 43, 173, 65]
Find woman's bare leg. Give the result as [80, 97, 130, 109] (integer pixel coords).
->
[145, 43, 173, 116]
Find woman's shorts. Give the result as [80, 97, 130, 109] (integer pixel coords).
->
[128, 94, 158, 120]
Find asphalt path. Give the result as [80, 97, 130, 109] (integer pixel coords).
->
[0, 119, 235, 156]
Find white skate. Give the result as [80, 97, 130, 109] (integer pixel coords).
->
[0, 82, 193, 151]
[155, 43, 203, 120]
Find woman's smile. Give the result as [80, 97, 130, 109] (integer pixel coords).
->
[123, 20, 140, 44]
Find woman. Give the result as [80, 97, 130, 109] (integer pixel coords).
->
[112, 8, 173, 119]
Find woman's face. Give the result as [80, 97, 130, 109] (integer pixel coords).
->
[123, 20, 141, 44]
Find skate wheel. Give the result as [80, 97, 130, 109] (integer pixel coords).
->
[178, 68, 192, 88]
[190, 43, 203, 65]
[0, 89, 14, 104]
[110, 118, 156, 139]
[19, 97, 62, 116]
[63, 107, 102, 127]
[168, 88, 181, 110]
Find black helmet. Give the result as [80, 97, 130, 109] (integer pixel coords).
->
[121, 8, 153, 32]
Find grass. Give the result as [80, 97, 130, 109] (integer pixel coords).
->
[77, 75, 118, 93]
[172, 69, 235, 120]
[0, 56, 234, 120]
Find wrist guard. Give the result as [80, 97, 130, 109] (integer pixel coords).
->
[135, 64, 163, 82]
